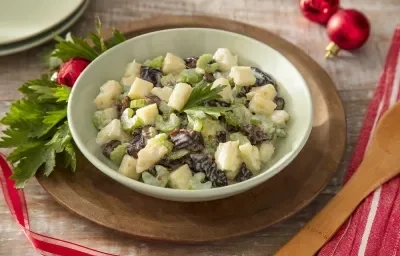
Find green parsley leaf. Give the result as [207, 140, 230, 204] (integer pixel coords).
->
[183, 81, 225, 109]
[10, 145, 55, 188]
[1, 18, 125, 188]
[53, 86, 71, 102]
[52, 17, 126, 62]
[64, 142, 77, 171]
[0, 128, 32, 148]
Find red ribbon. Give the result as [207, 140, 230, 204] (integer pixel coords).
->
[0, 153, 118, 256]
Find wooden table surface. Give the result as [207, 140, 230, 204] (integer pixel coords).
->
[1, 0, 399, 255]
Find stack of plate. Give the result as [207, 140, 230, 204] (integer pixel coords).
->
[0, 0, 89, 56]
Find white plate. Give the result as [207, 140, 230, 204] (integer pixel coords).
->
[0, 0, 84, 45]
[0, 0, 89, 57]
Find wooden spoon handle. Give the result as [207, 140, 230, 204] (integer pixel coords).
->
[275, 149, 398, 256]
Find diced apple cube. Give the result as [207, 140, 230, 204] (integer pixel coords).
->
[229, 66, 256, 86]
[135, 103, 159, 125]
[128, 77, 154, 99]
[258, 142, 275, 163]
[212, 78, 233, 103]
[246, 84, 277, 100]
[169, 164, 193, 189]
[213, 48, 238, 72]
[94, 80, 122, 110]
[162, 53, 186, 75]
[271, 110, 290, 127]
[215, 141, 242, 173]
[151, 86, 173, 102]
[136, 143, 168, 173]
[168, 82, 193, 111]
[239, 143, 261, 174]
[118, 155, 140, 180]
[249, 94, 277, 116]
[120, 60, 141, 86]
[96, 119, 130, 145]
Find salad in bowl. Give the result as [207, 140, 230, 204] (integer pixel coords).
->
[92, 48, 290, 190]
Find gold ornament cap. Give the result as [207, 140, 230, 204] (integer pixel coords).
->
[325, 42, 341, 58]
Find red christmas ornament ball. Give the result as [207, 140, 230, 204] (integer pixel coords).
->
[299, 0, 340, 24]
[57, 58, 90, 87]
[325, 9, 370, 57]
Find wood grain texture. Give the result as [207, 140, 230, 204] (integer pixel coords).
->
[276, 102, 400, 256]
[35, 15, 345, 243]
[0, 0, 399, 255]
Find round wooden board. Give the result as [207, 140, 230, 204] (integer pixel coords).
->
[36, 15, 346, 243]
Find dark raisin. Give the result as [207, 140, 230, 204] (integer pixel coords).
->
[234, 163, 253, 182]
[145, 95, 162, 105]
[157, 157, 188, 170]
[251, 67, 277, 88]
[205, 100, 230, 107]
[241, 124, 272, 145]
[126, 134, 146, 158]
[216, 131, 227, 143]
[102, 140, 121, 158]
[170, 129, 204, 152]
[236, 86, 251, 98]
[140, 66, 163, 87]
[188, 154, 228, 187]
[184, 57, 198, 69]
[116, 96, 130, 115]
[147, 166, 157, 177]
[203, 73, 215, 83]
[274, 97, 285, 110]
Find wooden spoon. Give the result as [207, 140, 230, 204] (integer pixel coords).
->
[275, 102, 400, 256]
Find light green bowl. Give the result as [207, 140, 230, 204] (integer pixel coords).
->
[68, 28, 313, 202]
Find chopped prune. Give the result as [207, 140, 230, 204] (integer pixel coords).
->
[140, 66, 163, 87]
[203, 72, 215, 83]
[188, 154, 228, 187]
[102, 140, 121, 158]
[235, 86, 251, 98]
[126, 134, 146, 158]
[147, 166, 157, 177]
[251, 67, 277, 88]
[241, 124, 272, 145]
[158, 157, 189, 170]
[234, 163, 253, 182]
[205, 100, 230, 107]
[145, 95, 162, 105]
[216, 131, 227, 143]
[116, 96, 130, 115]
[184, 56, 198, 69]
[274, 97, 285, 110]
[170, 129, 204, 152]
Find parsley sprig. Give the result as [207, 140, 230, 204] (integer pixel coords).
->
[0, 19, 126, 188]
[183, 81, 226, 109]
[0, 77, 74, 188]
[52, 18, 126, 62]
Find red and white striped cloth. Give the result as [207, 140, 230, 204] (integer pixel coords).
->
[0, 26, 399, 256]
[319, 26, 400, 256]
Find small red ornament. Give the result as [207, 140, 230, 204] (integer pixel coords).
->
[299, 0, 340, 25]
[57, 58, 90, 87]
[325, 9, 370, 58]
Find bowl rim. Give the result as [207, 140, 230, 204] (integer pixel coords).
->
[68, 27, 314, 199]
